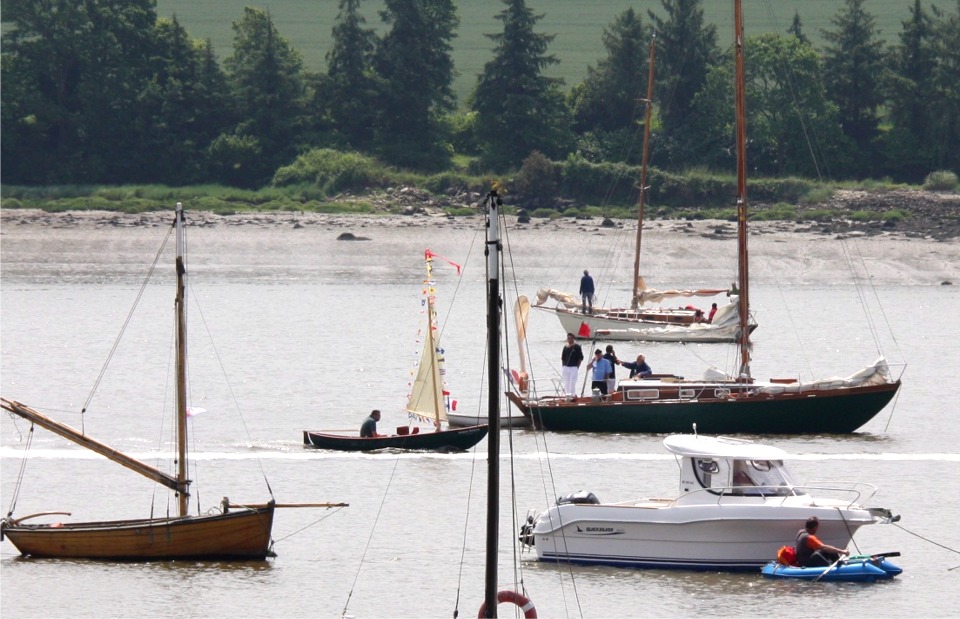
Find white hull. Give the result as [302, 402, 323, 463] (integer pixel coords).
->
[545, 306, 747, 343]
[521, 435, 894, 571]
[529, 499, 874, 570]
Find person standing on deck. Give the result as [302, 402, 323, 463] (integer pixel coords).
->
[579, 270, 595, 314]
[708, 303, 718, 323]
[604, 345, 618, 393]
[587, 349, 614, 396]
[561, 333, 584, 398]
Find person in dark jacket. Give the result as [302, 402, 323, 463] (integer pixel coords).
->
[579, 270, 595, 314]
[560, 333, 584, 397]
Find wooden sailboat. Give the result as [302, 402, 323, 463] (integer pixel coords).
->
[507, 1, 902, 434]
[534, 34, 750, 343]
[303, 251, 488, 451]
[1, 203, 276, 560]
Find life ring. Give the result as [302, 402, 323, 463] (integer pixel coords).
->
[477, 590, 537, 618]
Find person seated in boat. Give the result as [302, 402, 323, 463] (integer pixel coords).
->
[360, 409, 383, 438]
[619, 354, 652, 378]
[586, 349, 613, 395]
[694, 309, 705, 323]
[795, 516, 849, 567]
[732, 461, 754, 487]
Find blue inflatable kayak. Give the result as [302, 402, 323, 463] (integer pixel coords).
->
[761, 554, 902, 582]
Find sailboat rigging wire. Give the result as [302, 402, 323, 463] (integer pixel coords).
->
[269, 505, 348, 544]
[190, 286, 275, 501]
[341, 453, 405, 618]
[81, 226, 173, 427]
[5, 425, 35, 518]
[892, 522, 960, 559]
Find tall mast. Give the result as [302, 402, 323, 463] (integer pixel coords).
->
[482, 190, 502, 617]
[424, 253, 443, 430]
[631, 34, 657, 309]
[174, 202, 190, 516]
[734, 0, 751, 378]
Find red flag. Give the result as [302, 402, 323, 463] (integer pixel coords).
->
[578, 321, 591, 337]
[424, 249, 462, 275]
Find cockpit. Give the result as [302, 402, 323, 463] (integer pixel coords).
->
[683, 456, 799, 496]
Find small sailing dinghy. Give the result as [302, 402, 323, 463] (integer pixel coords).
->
[303, 250, 488, 452]
[762, 553, 902, 582]
[1, 203, 280, 561]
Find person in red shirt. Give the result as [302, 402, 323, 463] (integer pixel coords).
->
[795, 516, 850, 567]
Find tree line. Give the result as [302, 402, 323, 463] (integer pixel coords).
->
[2, 0, 958, 192]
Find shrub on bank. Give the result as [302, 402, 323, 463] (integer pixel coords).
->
[924, 170, 959, 191]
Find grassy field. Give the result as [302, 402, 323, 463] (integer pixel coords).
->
[156, 0, 917, 103]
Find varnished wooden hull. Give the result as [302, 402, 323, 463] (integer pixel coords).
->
[1, 504, 275, 561]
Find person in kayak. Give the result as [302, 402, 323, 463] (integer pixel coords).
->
[795, 516, 850, 567]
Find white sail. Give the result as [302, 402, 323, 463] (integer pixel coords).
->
[405, 252, 448, 426]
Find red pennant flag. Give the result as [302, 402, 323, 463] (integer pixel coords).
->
[578, 322, 591, 337]
[424, 249, 462, 275]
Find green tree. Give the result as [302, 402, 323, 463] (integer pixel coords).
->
[821, 0, 885, 175]
[787, 11, 810, 46]
[646, 0, 718, 168]
[926, 1, 960, 173]
[689, 34, 849, 179]
[218, 7, 308, 187]
[1, 0, 158, 184]
[881, 0, 937, 181]
[316, 0, 378, 150]
[372, 0, 459, 170]
[569, 9, 651, 133]
[567, 8, 652, 164]
[138, 18, 234, 184]
[471, 0, 573, 171]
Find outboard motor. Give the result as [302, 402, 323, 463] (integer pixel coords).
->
[556, 490, 601, 505]
[519, 514, 536, 547]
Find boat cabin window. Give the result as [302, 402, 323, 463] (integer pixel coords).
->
[731, 459, 794, 495]
[692, 458, 725, 490]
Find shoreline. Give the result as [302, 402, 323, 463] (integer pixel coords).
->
[2, 201, 958, 243]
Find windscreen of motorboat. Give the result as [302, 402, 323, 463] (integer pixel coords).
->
[731, 459, 798, 495]
[690, 457, 797, 496]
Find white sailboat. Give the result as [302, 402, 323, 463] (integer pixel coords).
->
[534, 34, 752, 343]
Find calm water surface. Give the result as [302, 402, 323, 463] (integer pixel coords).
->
[2, 215, 959, 618]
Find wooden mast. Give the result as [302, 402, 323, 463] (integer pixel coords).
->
[734, 0, 752, 379]
[0, 398, 183, 493]
[631, 34, 657, 309]
[174, 202, 190, 516]
[424, 252, 443, 430]
[482, 190, 502, 617]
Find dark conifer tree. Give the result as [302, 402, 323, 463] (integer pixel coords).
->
[372, 0, 459, 169]
[319, 0, 378, 150]
[821, 0, 885, 175]
[471, 0, 572, 171]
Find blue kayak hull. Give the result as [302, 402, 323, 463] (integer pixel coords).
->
[762, 557, 902, 582]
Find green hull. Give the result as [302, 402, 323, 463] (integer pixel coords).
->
[513, 382, 900, 434]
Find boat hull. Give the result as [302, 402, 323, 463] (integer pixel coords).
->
[1, 505, 275, 561]
[528, 502, 873, 571]
[546, 307, 754, 343]
[761, 557, 902, 581]
[509, 381, 900, 434]
[446, 412, 530, 428]
[302, 425, 488, 452]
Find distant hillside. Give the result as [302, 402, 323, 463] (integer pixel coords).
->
[156, 0, 914, 104]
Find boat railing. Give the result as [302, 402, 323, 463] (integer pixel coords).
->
[793, 481, 879, 505]
[523, 377, 565, 400]
[666, 481, 877, 508]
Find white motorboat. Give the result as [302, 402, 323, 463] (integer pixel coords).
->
[519, 434, 897, 571]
